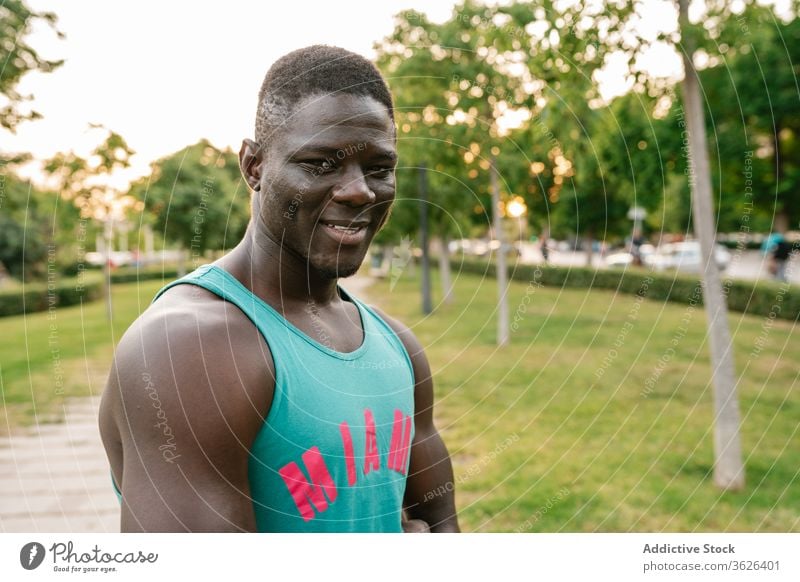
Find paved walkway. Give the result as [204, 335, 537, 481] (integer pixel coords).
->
[0, 275, 374, 533]
[0, 397, 119, 533]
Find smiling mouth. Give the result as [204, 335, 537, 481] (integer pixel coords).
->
[319, 221, 370, 245]
[325, 224, 363, 234]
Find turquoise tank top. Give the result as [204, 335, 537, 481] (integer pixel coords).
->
[113, 264, 416, 532]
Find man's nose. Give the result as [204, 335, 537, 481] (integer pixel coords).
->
[331, 165, 375, 207]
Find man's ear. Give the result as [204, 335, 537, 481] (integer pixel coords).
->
[239, 139, 264, 192]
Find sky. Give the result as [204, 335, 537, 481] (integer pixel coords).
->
[4, 0, 732, 190]
[8, 0, 457, 188]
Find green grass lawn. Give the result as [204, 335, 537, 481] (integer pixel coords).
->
[0, 278, 168, 430]
[1, 267, 797, 532]
[369, 268, 799, 533]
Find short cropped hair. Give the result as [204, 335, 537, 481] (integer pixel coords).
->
[255, 45, 394, 149]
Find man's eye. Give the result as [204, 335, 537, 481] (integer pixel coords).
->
[367, 166, 394, 178]
[302, 160, 336, 173]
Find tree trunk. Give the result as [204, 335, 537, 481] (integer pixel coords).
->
[419, 165, 432, 315]
[585, 229, 594, 267]
[679, 0, 745, 491]
[382, 244, 393, 279]
[176, 245, 187, 277]
[103, 218, 113, 321]
[438, 235, 454, 305]
[491, 157, 509, 346]
[144, 223, 154, 258]
[773, 121, 791, 233]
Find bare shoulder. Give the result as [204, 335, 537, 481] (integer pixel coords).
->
[105, 283, 274, 425]
[99, 283, 273, 531]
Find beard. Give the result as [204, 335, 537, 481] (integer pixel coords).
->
[304, 232, 369, 280]
[259, 209, 370, 280]
[313, 258, 362, 280]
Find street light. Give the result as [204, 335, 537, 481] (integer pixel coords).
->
[627, 205, 648, 266]
[506, 196, 527, 219]
[505, 196, 528, 244]
[627, 206, 647, 233]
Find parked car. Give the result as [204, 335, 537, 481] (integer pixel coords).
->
[605, 244, 655, 268]
[448, 238, 490, 257]
[85, 251, 134, 267]
[645, 241, 731, 272]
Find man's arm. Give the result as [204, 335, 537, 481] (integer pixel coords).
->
[372, 307, 460, 533]
[100, 297, 273, 532]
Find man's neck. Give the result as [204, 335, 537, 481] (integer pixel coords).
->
[219, 224, 343, 311]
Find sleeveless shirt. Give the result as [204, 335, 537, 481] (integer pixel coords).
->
[114, 263, 416, 532]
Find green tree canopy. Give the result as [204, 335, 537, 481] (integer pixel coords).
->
[701, 3, 800, 232]
[375, 0, 798, 245]
[130, 140, 250, 259]
[0, 0, 63, 133]
[0, 170, 80, 281]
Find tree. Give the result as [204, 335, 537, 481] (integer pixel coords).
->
[376, 4, 535, 335]
[378, 0, 777, 488]
[44, 128, 136, 319]
[375, 7, 500, 306]
[544, 104, 630, 262]
[0, 149, 94, 282]
[489, 0, 642, 259]
[701, 4, 800, 233]
[0, 172, 49, 280]
[593, 92, 693, 240]
[678, 0, 744, 490]
[503, 0, 750, 490]
[45, 129, 135, 207]
[0, 0, 63, 133]
[130, 140, 250, 274]
[503, 0, 752, 490]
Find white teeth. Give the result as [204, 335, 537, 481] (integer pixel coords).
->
[327, 224, 362, 233]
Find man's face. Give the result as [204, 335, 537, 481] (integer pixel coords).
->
[246, 93, 397, 279]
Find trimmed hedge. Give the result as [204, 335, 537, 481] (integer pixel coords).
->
[718, 240, 763, 250]
[0, 265, 183, 318]
[110, 265, 179, 284]
[0, 274, 103, 317]
[450, 258, 800, 321]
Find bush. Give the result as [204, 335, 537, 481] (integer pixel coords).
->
[110, 265, 179, 284]
[0, 264, 184, 318]
[58, 262, 181, 282]
[0, 274, 103, 317]
[450, 258, 799, 321]
[59, 261, 100, 277]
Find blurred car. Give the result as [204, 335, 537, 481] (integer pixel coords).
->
[645, 241, 731, 272]
[605, 244, 655, 268]
[85, 251, 134, 267]
[448, 238, 489, 257]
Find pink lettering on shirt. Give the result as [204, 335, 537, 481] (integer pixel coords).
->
[278, 446, 338, 521]
[363, 408, 380, 475]
[387, 409, 413, 474]
[339, 421, 357, 486]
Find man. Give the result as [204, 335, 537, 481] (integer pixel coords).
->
[630, 229, 646, 267]
[770, 234, 793, 282]
[99, 45, 459, 533]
